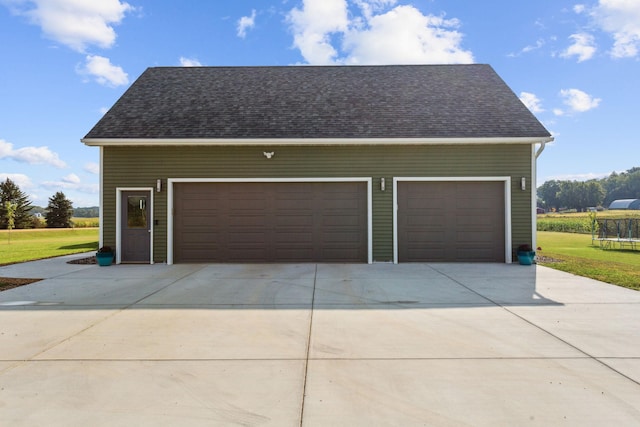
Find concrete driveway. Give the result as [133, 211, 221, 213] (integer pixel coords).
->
[1, 255, 639, 426]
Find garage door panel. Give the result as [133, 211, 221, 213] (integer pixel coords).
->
[179, 233, 220, 246]
[407, 215, 445, 227]
[275, 215, 314, 227]
[275, 232, 313, 244]
[398, 181, 505, 262]
[456, 214, 493, 226]
[174, 181, 367, 263]
[322, 215, 361, 227]
[227, 232, 267, 244]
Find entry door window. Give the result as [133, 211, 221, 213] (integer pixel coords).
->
[127, 196, 147, 228]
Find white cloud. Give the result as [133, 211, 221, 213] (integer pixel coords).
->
[179, 56, 202, 67]
[547, 172, 612, 181]
[287, 0, 349, 64]
[559, 88, 601, 113]
[237, 9, 256, 38]
[574, 4, 587, 14]
[84, 162, 100, 174]
[561, 33, 596, 62]
[78, 55, 128, 87]
[508, 39, 545, 57]
[590, 0, 640, 58]
[287, 0, 473, 65]
[343, 6, 473, 64]
[0, 139, 66, 168]
[0, 173, 33, 189]
[42, 175, 98, 194]
[62, 173, 81, 184]
[353, 0, 397, 19]
[519, 92, 544, 113]
[2, 0, 133, 52]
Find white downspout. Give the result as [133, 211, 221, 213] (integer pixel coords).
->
[535, 140, 547, 159]
[532, 138, 551, 251]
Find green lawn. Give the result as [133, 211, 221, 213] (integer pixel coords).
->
[0, 228, 98, 266]
[537, 231, 640, 290]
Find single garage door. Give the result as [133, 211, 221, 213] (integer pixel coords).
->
[397, 181, 505, 262]
[174, 181, 368, 263]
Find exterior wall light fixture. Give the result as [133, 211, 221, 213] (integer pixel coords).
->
[521, 177, 526, 191]
[157, 179, 162, 193]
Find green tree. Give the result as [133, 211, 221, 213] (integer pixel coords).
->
[584, 181, 605, 209]
[45, 192, 74, 228]
[537, 180, 562, 211]
[601, 168, 640, 206]
[0, 178, 33, 229]
[4, 201, 16, 243]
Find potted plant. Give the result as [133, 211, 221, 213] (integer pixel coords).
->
[516, 244, 535, 265]
[96, 246, 114, 266]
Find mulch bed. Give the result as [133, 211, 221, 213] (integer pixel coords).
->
[67, 256, 97, 265]
[0, 277, 42, 292]
[536, 255, 564, 264]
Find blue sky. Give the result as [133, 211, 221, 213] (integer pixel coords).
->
[1, 0, 639, 207]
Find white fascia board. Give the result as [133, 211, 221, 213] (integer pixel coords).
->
[81, 136, 554, 147]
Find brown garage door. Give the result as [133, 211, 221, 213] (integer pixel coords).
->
[174, 182, 368, 263]
[397, 181, 505, 262]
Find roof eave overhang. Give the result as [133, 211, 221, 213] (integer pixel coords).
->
[82, 136, 554, 147]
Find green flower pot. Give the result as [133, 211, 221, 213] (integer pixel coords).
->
[96, 252, 114, 266]
[517, 251, 535, 265]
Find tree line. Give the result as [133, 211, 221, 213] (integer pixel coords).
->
[0, 178, 74, 229]
[538, 167, 640, 212]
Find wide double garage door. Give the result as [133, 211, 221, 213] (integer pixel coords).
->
[397, 181, 506, 262]
[173, 181, 368, 263]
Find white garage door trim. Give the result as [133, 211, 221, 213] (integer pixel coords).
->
[393, 177, 512, 264]
[167, 177, 373, 265]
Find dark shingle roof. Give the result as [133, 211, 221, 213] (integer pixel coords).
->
[83, 64, 551, 140]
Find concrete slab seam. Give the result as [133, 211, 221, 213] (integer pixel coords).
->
[299, 264, 317, 426]
[500, 305, 640, 388]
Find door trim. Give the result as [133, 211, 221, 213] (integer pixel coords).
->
[116, 187, 154, 265]
[167, 178, 373, 265]
[393, 177, 512, 264]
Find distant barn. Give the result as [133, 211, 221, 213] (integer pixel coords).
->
[609, 199, 640, 210]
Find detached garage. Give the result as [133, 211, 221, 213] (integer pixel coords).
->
[82, 65, 552, 264]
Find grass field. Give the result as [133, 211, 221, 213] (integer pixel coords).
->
[0, 228, 99, 266]
[537, 210, 640, 234]
[539, 210, 640, 219]
[71, 217, 99, 228]
[537, 231, 640, 290]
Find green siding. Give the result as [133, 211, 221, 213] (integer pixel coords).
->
[102, 144, 533, 263]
